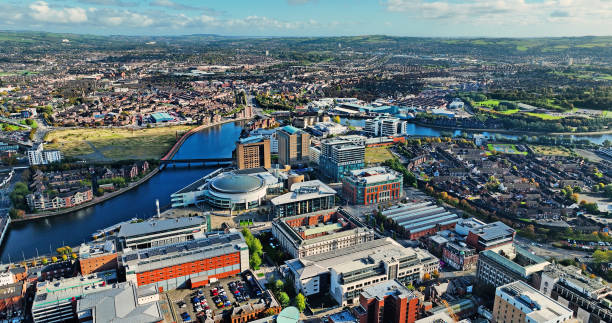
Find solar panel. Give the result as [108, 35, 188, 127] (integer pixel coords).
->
[124, 254, 138, 262]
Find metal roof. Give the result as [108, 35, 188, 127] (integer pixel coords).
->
[117, 217, 205, 239]
[211, 174, 264, 193]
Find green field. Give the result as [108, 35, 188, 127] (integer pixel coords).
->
[365, 146, 394, 164]
[487, 143, 528, 155]
[44, 126, 193, 161]
[529, 145, 575, 156]
[525, 112, 564, 120]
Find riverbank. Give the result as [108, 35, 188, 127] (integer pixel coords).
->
[13, 167, 160, 222]
[412, 121, 612, 137]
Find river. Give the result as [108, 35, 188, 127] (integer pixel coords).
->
[0, 121, 245, 262]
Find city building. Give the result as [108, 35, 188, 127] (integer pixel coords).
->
[356, 279, 422, 323]
[235, 136, 271, 170]
[309, 146, 321, 165]
[78, 240, 118, 275]
[285, 238, 438, 306]
[494, 281, 573, 323]
[476, 244, 549, 287]
[31, 271, 117, 323]
[270, 180, 336, 218]
[277, 125, 310, 167]
[319, 137, 366, 182]
[364, 116, 407, 137]
[381, 202, 459, 240]
[27, 143, 63, 166]
[453, 217, 486, 236]
[442, 242, 478, 271]
[76, 282, 163, 323]
[465, 221, 515, 252]
[0, 281, 25, 313]
[311, 122, 348, 137]
[116, 216, 207, 251]
[539, 264, 612, 323]
[342, 166, 403, 205]
[250, 128, 279, 153]
[271, 207, 375, 258]
[121, 231, 249, 292]
[26, 187, 93, 211]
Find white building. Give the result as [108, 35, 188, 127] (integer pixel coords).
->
[309, 146, 321, 165]
[494, 281, 573, 323]
[0, 271, 14, 287]
[27, 143, 63, 166]
[312, 122, 347, 137]
[449, 99, 465, 109]
[364, 116, 407, 137]
[250, 128, 278, 153]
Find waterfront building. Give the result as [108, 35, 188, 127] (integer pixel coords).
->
[539, 264, 612, 322]
[116, 216, 206, 251]
[27, 143, 63, 166]
[465, 221, 515, 252]
[356, 279, 422, 323]
[250, 128, 278, 153]
[26, 187, 93, 211]
[271, 207, 374, 258]
[235, 136, 271, 170]
[364, 116, 407, 137]
[121, 231, 249, 292]
[342, 166, 403, 205]
[381, 202, 459, 240]
[32, 271, 117, 323]
[277, 125, 310, 167]
[494, 281, 573, 323]
[0, 281, 25, 314]
[319, 137, 365, 182]
[285, 238, 438, 306]
[442, 242, 478, 271]
[78, 240, 118, 275]
[270, 180, 336, 218]
[76, 282, 163, 323]
[476, 244, 549, 287]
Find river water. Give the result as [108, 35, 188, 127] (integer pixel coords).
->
[1, 118, 608, 262]
[0, 121, 245, 262]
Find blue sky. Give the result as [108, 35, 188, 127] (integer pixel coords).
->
[0, 0, 610, 37]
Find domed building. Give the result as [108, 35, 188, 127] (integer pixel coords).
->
[203, 173, 268, 209]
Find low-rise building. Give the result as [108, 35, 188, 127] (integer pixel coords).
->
[342, 166, 403, 205]
[78, 240, 118, 275]
[476, 244, 549, 287]
[382, 202, 459, 240]
[121, 231, 249, 292]
[116, 216, 207, 251]
[270, 180, 336, 218]
[465, 221, 515, 253]
[494, 281, 573, 323]
[285, 238, 438, 306]
[26, 187, 93, 211]
[442, 242, 478, 271]
[271, 207, 375, 258]
[0, 281, 26, 313]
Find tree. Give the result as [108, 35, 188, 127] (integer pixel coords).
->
[51, 256, 58, 263]
[274, 279, 285, 292]
[250, 252, 262, 270]
[332, 115, 341, 124]
[295, 293, 306, 312]
[423, 273, 431, 280]
[278, 292, 290, 307]
[62, 254, 68, 261]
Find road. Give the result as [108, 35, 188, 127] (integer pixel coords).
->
[514, 236, 589, 259]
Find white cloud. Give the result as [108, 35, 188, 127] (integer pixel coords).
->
[29, 1, 88, 23]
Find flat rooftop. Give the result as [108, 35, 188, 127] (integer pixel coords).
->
[470, 221, 515, 241]
[497, 281, 572, 323]
[33, 271, 118, 310]
[117, 216, 205, 239]
[271, 180, 336, 205]
[361, 279, 415, 301]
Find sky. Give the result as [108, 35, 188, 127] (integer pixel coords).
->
[0, 0, 610, 37]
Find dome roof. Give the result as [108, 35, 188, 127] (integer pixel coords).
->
[210, 174, 264, 193]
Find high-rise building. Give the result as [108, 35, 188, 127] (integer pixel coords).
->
[277, 125, 310, 167]
[493, 281, 573, 323]
[342, 166, 403, 205]
[27, 143, 63, 166]
[476, 244, 549, 287]
[235, 136, 271, 170]
[364, 116, 407, 137]
[356, 279, 422, 323]
[319, 137, 365, 182]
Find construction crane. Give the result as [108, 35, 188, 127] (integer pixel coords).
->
[441, 299, 460, 322]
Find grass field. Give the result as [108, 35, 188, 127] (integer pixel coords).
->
[529, 145, 575, 156]
[487, 143, 528, 155]
[44, 126, 193, 161]
[525, 112, 564, 120]
[365, 146, 394, 164]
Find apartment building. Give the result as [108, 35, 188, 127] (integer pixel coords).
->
[342, 166, 403, 205]
[364, 116, 407, 137]
[121, 231, 249, 292]
[285, 238, 438, 306]
[270, 180, 336, 218]
[356, 279, 422, 323]
[235, 136, 271, 170]
[319, 137, 366, 182]
[494, 281, 573, 323]
[277, 125, 310, 167]
[27, 143, 63, 166]
[271, 207, 375, 258]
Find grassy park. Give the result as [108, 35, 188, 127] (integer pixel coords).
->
[365, 146, 394, 164]
[487, 143, 528, 155]
[529, 145, 576, 156]
[44, 126, 193, 161]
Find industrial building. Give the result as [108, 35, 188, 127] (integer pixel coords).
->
[494, 281, 573, 323]
[270, 180, 336, 218]
[356, 279, 422, 323]
[277, 125, 310, 167]
[121, 231, 249, 292]
[381, 202, 459, 240]
[364, 116, 408, 137]
[342, 166, 403, 205]
[476, 244, 549, 287]
[319, 137, 366, 182]
[235, 136, 271, 170]
[539, 264, 612, 323]
[271, 207, 375, 258]
[285, 238, 438, 306]
[115, 216, 207, 251]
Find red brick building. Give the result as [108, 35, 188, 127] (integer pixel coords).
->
[0, 281, 26, 313]
[342, 167, 402, 205]
[356, 280, 422, 323]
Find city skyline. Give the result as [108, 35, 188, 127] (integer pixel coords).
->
[0, 0, 610, 37]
